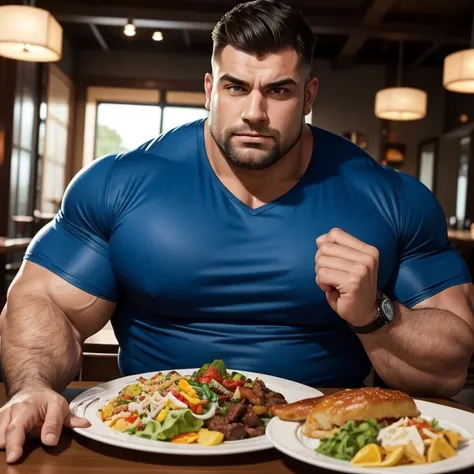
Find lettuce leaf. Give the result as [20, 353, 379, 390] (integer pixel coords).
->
[210, 359, 227, 377]
[194, 359, 228, 378]
[150, 409, 203, 441]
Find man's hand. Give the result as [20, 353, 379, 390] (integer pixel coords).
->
[315, 228, 379, 327]
[0, 388, 90, 463]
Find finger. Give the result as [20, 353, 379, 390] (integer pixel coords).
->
[5, 415, 30, 463]
[316, 268, 349, 290]
[315, 234, 327, 247]
[326, 288, 339, 309]
[316, 255, 353, 274]
[323, 228, 378, 257]
[40, 402, 67, 446]
[316, 242, 371, 264]
[316, 275, 333, 293]
[64, 413, 91, 429]
[0, 410, 11, 449]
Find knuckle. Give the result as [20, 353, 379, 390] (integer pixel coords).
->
[319, 242, 330, 254]
[44, 421, 62, 431]
[369, 246, 379, 260]
[318, 268, 329, 279]
[353, 263, 367, 275]
[317, 255, 328, 267]
[349, 272, 362, 287]
[6, 423, 19, 435]
[362, 254, 374, 268]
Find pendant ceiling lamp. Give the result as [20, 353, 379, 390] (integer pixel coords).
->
[375, 41, 427, 121]
[0, 1, 62, 62]
[443, 10, 474, 93]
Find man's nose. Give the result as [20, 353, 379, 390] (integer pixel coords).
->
[241, 91, 268, 125]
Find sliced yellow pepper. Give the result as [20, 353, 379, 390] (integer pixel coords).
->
[156, 406, 170, 423]
[178, 391, 202, 405]
[178, 379, 197, 398]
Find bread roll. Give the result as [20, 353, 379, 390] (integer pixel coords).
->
[271, 396, 326, 421]
[303, 387, 420, 439]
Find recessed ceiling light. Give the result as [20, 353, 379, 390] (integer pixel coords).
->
[152, 31, 163, 41]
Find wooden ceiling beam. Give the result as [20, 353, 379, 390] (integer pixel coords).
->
[44, 4, 470, 45]
[89, 24, 109, 51]
[336, 0, 398, 68]
[411, 42, 440, 67]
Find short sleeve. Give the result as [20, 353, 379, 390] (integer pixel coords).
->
[24, 155, 119, 302]
[385, 172, 472, 308]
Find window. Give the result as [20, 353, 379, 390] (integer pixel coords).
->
[417, 138, 437, 193]
[40, 65, 73, 213]
[95, 103, 161, 159]
[91, 88, 209, 162]
[161, 106, 208, 134]
[8, 60, 39, 235]
[455, 135, 471, 226]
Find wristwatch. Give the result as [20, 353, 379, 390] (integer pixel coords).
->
[348, 292, 394, 334]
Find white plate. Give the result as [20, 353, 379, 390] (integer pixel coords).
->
[266, 399, 474, 473]
[70, 368, 323, 455]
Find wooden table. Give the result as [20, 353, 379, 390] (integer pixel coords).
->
[1, 383, 474, 473]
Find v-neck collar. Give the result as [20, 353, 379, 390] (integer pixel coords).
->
[197, 120, 318, 216]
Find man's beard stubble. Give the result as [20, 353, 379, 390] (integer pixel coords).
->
[209, 116, 304, 171]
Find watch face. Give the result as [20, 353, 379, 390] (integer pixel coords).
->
[380, 297, 394, 322]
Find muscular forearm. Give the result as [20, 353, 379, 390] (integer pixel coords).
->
[1, 293, 83, 398]
[360, 304, 474, 397]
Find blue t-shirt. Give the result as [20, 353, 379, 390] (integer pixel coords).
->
[25, 119, 471, 387]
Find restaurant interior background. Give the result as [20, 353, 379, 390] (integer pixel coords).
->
[0, 0, 474, 400]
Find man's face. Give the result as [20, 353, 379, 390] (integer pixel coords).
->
[204, 46, 318, 171]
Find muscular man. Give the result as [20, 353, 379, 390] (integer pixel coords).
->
[1, 0, 473, 464]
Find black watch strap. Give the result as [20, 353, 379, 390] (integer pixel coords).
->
[348, 292, 393, 335]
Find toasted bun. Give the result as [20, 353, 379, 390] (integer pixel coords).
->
[303, 387, 420, 439]
[271, 396, 326, 421]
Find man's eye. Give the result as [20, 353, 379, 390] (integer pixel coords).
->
[226, 85, 245, 93]
[269, 87, 289, 95]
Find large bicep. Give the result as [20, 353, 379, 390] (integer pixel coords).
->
[11, 155, 120, 340]
[8, 261, 116, 341]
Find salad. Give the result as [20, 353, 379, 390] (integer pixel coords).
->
[316, 416, 468, 467]
[98, 359, 287, 445]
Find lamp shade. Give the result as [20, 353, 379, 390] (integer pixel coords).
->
[0, 5, 62, 62]
[374, 87, 427, 121]
[443, 49, 474, 93]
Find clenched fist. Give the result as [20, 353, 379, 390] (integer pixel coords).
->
[315, 228, 379, 327]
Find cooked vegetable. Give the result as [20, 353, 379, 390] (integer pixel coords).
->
[99, 359, 285, 444]
[194, 359, 228, 379]
[120, 383, 142, 397]
[200, 366, 224, 384]
[315, 419, 382, 461]
[198, 428, 224, 446]
[431, 419, 442, 432]
[171, 432, 199, 444]
[209, 379, 234, 397]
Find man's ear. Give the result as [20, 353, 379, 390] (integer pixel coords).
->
[204, 73, 213, 111]
[304, 76, 318, 117]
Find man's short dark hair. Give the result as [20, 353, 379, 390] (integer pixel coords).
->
[211, 0, 316, 69]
